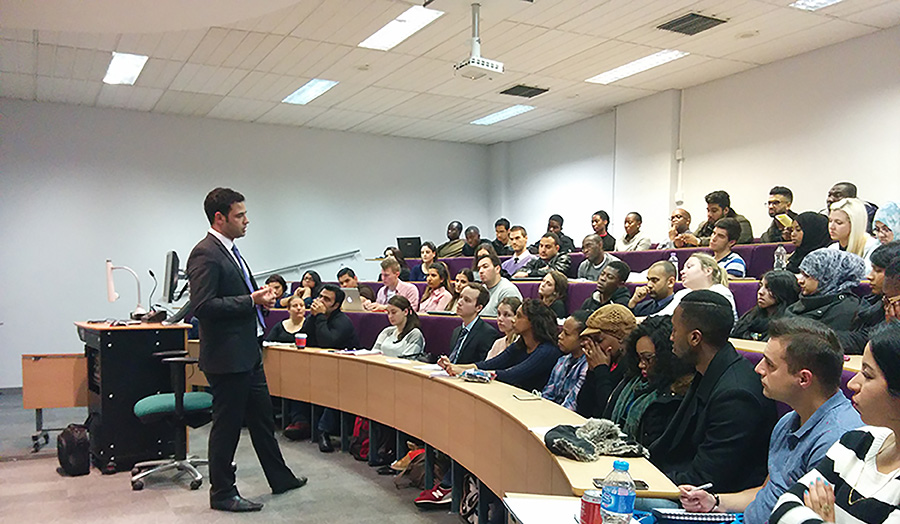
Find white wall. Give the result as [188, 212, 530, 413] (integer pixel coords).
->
[681, 24, 900, 232]
[0, 100, 490, 387]
[496, 113, 617, 245]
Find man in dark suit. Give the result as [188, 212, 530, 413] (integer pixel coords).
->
[446, 283, 498, 365]
[648, 290, 776, 494]
[187, 188, 305, 512]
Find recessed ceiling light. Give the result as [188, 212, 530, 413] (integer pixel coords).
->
[102, 52, 149, 85]
[585, 49, 689, 85]
[359, 6, 444, 51]
[789, 0, 844, 11]
[282, 79, 339, 105]
[470, 105, 535, 126]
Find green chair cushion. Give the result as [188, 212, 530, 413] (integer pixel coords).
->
[134, 392, 213, 419]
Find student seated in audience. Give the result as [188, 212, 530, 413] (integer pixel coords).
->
[580, 261, 632, 312]
[711, 217, 747, 278]
[538, 270, 569, 319]
[383, 246, 412, 281]
[649, 290, 777, 493]
[373, 295, 425, 359]
[364, 257, 420, 311]
[298, 285, 360, 451]
[874, 202, 899, 245]
[445, 283, 498, 364]
[470, 242, 511, 280]
[337, 267, 376, 302]
[486, 296, 522, 360]
[682, 190, 754, 247]
[436, 221, 465, 257]
[515, 232, 572, 278]
[628, 261, 677, 316]
[829, 197, 880, 271]
[733, 270, 801, 341]
[826, 181, 878, 234]
[418, 261, 454, 313]
[447, 268, 474, 313]
[289, 270, 323, 307]
[589, 210, 616, 251]
[788, 248, 866, 332]
[659, 208, 693, 249]
[578, 233, 620, 281]
[477, 253, 523, 316]
[542, 310, 591, 411]
[761, 186, 798, 243]
[574, 304, 637, 418]
[885, 260, 900, 323]
[682, 317, 863, 524]
[837, 242, 900, 354]
[530, 214, 577, 254]
[657, 253, 738, 321]
[440, 298, 563, 392]
[461, 225, 482, 257]
[265, 295, 306, 343]
[492, 217, 513, 256]
[606, 315, 694, 447]
[786, 212, 832, 274]
[409, 241, 438, 282]
[265, 274, 288, 305]
[770, 323, 900, 524]
[616, 212, 652, 251]
[501, 225, 535, 276]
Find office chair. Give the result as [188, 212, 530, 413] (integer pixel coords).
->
[131, 350, 212, 490]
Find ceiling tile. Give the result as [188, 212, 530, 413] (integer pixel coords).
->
[303, 107, 377, 131]
[255, 103, 328, 126]
[224, 1, 323, 35]
[725, 18, 879, 63]
[843, 1, 900, 28]
[350, 114, 422, 135]
[0, 28, 36, 42]
[169, 63, 249, 95]
[0, 40, 37, 74]
[96, 84, 164, 111]
[152, 90, 223, 116]
[332, 86, 418, 113]
[1, 72, 36, 99]
[206, 97, 279, 121]
[35, 76, 101, 105]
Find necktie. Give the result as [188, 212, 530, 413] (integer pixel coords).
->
[448, 327, 469, 363]
[231, 244, 266, 328]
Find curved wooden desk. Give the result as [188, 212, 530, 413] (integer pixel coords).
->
[260, 345, 678, 499]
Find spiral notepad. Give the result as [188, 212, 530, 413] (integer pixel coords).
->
[652, 508, 740, 522]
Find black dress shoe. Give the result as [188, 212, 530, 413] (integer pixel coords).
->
[318, 432, 334, 453]
[210, 495, 263, 512]
[272, 475, 308, 494]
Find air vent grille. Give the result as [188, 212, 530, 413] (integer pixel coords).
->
[499, 84, 549, 98]
[657, 13, 727, 36]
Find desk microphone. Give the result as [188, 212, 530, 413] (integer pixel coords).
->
[148, 269, 158, 307]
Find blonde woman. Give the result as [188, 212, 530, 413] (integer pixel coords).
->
[486, 296, 522, 360]
[829, 197, 879, 271]
[657, 253, 738, 321]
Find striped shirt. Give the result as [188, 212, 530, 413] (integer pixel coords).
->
[718, 251, 747, 278]
[771, 426, 900, 524]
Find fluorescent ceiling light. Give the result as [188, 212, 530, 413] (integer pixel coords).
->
[788, 0, 844, 11]
[359, 5, 444, 51]
[471, 105, 535, 126]
[585, 49, 690, 85]
[282, 79, 339, 105]
[102, 52, 149, 85]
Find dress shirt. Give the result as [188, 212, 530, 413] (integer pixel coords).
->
[502, 251, 535, 275]
[208, 227, 263, 337]
[376, 280, 420, 309]
[418, 286, 452, 312]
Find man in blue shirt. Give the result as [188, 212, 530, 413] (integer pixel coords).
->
[679, 317, 862, 524]
[628, 260, 677, 317]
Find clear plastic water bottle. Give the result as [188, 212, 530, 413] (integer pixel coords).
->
[600, 460, 636, 524]
[774, 244, 787, 270]
[668, 252, 679, 270]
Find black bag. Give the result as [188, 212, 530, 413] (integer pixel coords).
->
[57, 424, 90, 476]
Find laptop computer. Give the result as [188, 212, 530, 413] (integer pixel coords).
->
[341, 287, 364, 312]
[396, 237, 422, 259]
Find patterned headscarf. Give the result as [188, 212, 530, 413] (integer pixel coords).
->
[875, 202, 900, 237]
[799, 248, 866, 297]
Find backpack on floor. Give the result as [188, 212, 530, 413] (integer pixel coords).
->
[57, 423, 90, 476]
[349, 417, 370, 461]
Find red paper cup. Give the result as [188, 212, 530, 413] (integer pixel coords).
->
[294, 333, 307, 348]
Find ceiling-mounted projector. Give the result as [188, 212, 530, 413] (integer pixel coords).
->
[454, 3, 504, 80]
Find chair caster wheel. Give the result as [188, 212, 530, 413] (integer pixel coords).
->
[131, 468, 141, 476]
[190, 479, 202, 490]
[132, 480, 144, 491]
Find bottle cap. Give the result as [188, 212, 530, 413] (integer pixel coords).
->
[613, 460, 629, 471]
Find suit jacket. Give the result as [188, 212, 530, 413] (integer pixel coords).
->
[187, 233, 261, 375]
[648, 343, 776, 493]
[449, 318, 498, 365]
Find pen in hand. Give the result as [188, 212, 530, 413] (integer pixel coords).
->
[693, 482, 713, 492]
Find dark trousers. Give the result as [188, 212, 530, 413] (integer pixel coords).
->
[206, 360, 296, 500]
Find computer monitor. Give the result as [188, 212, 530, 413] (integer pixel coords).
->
[162, 251, 184, 303]
[396, 237, 422, 259]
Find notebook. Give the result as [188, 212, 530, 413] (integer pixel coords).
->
[651, 508, 739, 522]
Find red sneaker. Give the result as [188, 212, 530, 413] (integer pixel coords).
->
[283, 422, 310, 441]
[414, 485, 452, 507]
